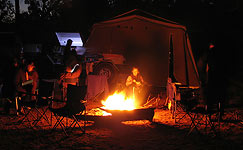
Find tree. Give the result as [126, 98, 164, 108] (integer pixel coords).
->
[0, 0, 15, 23]
[23, 0, 65, 21]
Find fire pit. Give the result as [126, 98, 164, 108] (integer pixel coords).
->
[85, 90, 155, 122]
[100, 107, 155, 122]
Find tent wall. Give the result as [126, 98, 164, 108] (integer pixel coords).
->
[85, 15, 199, 87]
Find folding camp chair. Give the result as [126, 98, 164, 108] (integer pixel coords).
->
[187, 103, 221, 136]
[15, 91, 39, 128]
[15, 79, 54, 128]
[31, 79, 55, 128]
[50, 84, 87, 136]
[173, 89, 199, 125]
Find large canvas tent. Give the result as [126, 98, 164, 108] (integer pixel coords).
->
[85, 9, 200, 88]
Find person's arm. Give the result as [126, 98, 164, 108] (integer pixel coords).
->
[133, 80, 142, 86]
[64, 66, 82, 79]
[133, 75, 144, 86]
[138, 75, 144, 86]
[31, 71, 39, 95]
[126, 76, 133, 86]
[172, 83, 176, 98]
[15, 69, 26, 93]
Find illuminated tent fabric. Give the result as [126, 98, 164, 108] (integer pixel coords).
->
[84, 9, 200, 88]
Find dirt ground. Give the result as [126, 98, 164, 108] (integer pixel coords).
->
[0, 101, 243, 150]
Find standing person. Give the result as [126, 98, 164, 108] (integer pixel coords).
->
[125, 67, 145, 106]
[206, 41, 226, 119]
[166, 77, 176, 111]
[59, 63, 82, 101]
[63, 39, 78, 67]
[63, 39, 72, 63]
[60, 39, 81, 101]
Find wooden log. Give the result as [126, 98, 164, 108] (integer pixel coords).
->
[101, 107, 155, 122]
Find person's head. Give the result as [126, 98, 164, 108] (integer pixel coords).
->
[132, 67, 139, 77]
[167, 77, 172, 84]
[26, 61, 35, 72]
[66, 39, 73, 46]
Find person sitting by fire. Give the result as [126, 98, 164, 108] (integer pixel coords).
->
[59, 62, 82, 101]
[125, 67, 145, 106]
[15, 60, 39, 114]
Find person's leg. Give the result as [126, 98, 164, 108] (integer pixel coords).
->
[16, 94, 26, 115]
[3, 98, 11, 114]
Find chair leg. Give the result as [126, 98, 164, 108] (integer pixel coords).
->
[188, 112, 219, 136]
[32, 107, 51, 128]
[174, 102, 190, 125]
[15, 97, 19, 115]
[65, 109, 86, 134]
[52, 114, 68, 136]
[67, 115, 85, 133]
[18, 107, 36, 127]
[207, 115, 218, 136]
[52, 115, 64, 129]
[188, 113, 204, 135]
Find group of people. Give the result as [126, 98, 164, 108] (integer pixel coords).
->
[1, 38, 225, 116]
[2, 57, 39, 114]
[1, 39, 82, 114]
[1, 38, 149, 114]
[59, 39, 82, 101]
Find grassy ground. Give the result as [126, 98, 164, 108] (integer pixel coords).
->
[0, 103, 242, 150]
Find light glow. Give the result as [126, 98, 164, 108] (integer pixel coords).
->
[55, 32, 83, 46]
[101, 91, 137, 110]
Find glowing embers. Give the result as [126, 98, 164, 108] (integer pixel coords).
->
[86, 108, 112, 116]
[101, 91, 138, 110]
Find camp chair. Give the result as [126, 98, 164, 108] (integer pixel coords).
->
[173, 89, 199, 125]
[15, 91, 39, 128]
[31, 79, 55, 128]
[16, 79, 55, 128]
[50, 84, 87, 136]
[187, 102, 221, 136]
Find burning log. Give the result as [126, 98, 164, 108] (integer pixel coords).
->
[85, 88, 155, 123]
[84, 107, 155, 123]
[100, 107, 155, 122]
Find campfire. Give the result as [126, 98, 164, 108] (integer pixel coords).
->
[101, 90, 139, 111]
[86, 90, 155, 122]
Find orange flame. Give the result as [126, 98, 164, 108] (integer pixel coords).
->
[101, 91, 137, 110]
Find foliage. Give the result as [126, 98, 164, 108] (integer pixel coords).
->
[0, 0, 15, 23]
[23, 0, 65, 21]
